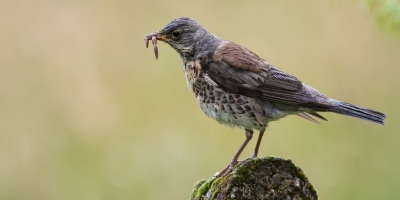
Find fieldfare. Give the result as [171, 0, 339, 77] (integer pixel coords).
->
[144, 17, 386, 177]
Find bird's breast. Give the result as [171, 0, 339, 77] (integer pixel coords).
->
[181, 62, 268, 130]
[181, 58, 203, 90]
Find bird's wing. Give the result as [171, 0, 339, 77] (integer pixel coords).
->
[205, 41, 338, 107]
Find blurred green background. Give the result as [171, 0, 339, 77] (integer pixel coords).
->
[0, 0, 399, 199]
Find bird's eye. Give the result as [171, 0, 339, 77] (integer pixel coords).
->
[172, 30, 182, 38]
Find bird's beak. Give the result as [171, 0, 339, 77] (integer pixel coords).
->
[144, 31, 168, 60]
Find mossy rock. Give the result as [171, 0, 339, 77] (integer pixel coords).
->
[191, 156, 317, 200]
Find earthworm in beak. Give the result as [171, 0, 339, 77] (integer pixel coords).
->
[144, 36, 149, 48]
[151, 36, 158, 59]
[144, 35, 158, 59]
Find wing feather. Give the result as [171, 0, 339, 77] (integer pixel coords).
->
[206, 41, 338, 108]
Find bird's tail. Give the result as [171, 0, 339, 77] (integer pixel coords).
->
[326, 101, 386, 125]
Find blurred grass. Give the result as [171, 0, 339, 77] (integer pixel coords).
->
[0, 0, 399, 199]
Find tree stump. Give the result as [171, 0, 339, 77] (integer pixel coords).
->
[191, 156, 317, 200]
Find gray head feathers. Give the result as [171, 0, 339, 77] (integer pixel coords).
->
[159, 17, 222, 59]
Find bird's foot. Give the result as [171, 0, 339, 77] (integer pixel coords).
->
[214, 160, 242, 178]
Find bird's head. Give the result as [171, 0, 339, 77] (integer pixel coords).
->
[144, 17, 221, 60]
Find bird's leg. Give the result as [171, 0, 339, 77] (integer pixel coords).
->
[216, 129, 253, 178]
[251, 129, 265, 158]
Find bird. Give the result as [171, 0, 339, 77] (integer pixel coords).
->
[143, 17, 387, 177]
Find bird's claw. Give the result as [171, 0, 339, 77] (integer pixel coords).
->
[214, 160, 242, 178]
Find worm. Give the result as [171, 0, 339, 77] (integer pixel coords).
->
[144, 35, 158, 59]
[144, 36, 149, 48]
[152, 36, 158, 59]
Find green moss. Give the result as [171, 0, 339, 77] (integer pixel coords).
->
[226, 158, 264, 189]
[190, 178, 216, 200]
[292, 164, 317, 194]
[191, 179, 207, 200]
[210, 177, 223, 199]
[249, 157, 261, 170]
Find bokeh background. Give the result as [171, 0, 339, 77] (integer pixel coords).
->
[1, 0, 399, 199]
